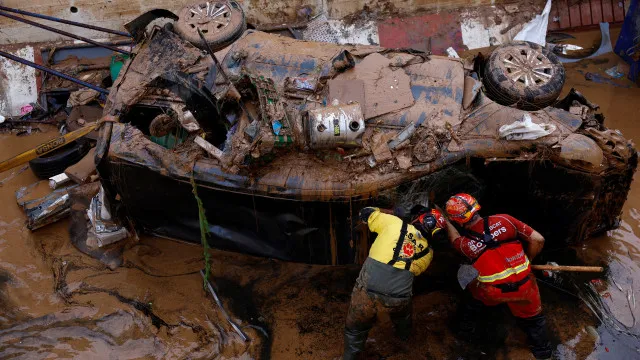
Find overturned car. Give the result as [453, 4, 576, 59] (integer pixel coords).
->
[94, 16, 637, 265]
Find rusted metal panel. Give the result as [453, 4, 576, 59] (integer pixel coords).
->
[580, 1, 593, 26]
[602, 0, 615, 22]
[591, 0, 604, 23]
[570, 3, 583, 27]
[548, 1, 561, 31]
[222, 30, 353, 93]
[558, 0, 572, 29]
[377, 13, 464, 55]
[551, 0, 626, 30]
[613, 0, 626, 21]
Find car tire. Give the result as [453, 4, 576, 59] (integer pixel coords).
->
[483, 41, 565, 111]
[173, 1, 246, 51]
[29, 140, 91, 179]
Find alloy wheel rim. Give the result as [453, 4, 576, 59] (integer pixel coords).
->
[502, 48, 554, 87]
[185, 2, 231, 33]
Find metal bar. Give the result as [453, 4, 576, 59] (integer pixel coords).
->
[40, 40, 134, 53]
[200, 270, 250, 342]
[197, 27, 257, 124]
[0, 5, 131, 37]
[0, 10, 131, 55]
[197, 28, 230, 83]
[0, 49, 109, 94]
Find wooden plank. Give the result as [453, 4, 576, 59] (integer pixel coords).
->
[591, 0, 604, 23]
[581, 0, 593, 26]
[329, 203, 337, 266]
[602, 0, 615, 22]
[65, 148, 96, 184]
[548, 0, 560, 30]
[613, 0, 625, 22]
[570, 3, 582, 27]
[559, 0, 572, 29]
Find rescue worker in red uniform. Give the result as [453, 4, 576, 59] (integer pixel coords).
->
[343, 205, 446, 360]
[443, 193, 552, 359]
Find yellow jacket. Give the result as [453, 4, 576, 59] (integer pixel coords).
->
[366, 208, 433, 276]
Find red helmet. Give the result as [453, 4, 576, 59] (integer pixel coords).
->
[446, 193, 481, 225]
[411, 207, 447, 237]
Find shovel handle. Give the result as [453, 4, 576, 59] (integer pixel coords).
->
[531, 265, 604, 272]
[0, 122, 99, 174]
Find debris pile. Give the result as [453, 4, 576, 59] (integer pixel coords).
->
[0, 2, 636, 267]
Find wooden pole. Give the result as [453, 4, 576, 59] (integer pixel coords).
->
[531, 264, 604, 272]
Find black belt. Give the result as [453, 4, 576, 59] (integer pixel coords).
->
[491, 275, 530, 293]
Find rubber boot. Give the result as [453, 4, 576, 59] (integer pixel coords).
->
[389, 300, 412, 341]
[343, 327, 370, 360]
[455, 296, 485, 341]
[516, 313, 553, 359]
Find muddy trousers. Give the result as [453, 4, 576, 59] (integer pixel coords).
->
[457, 296, 552, 359]
[343, 284, 412, 360]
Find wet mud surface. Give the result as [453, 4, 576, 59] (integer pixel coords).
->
[1, 29, 640, 359]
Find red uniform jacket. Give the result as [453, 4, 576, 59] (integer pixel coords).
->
[452, 214, 533, 285]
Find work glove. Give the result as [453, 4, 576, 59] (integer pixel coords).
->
[358, 207, 377, 223]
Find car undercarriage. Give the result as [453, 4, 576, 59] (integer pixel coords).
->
[94, 23, 637, 265]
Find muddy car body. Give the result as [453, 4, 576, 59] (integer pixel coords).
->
[95, 25, 637, 265]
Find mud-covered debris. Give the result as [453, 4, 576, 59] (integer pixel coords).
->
[413, 136, 439, 163]
[16, 180, 78, 230]
[584, 128, 636, 170]
[388, 53, 425, 68]
[285, 77, 317, 93]
[371, 132, 394, 163]
[68, 182, 125, 269]
[149, 114, 177, 137]
[306, 103, 365, 149]
[195, 136, 225, 161]
[49, 173, 71, 189]
[336, 53, 414, 119]
[462, 76, 482, 109]
[569, 105, 590, 119]
[396, 154, 412, 170]
[555, 134, 604, 172]
[65, 149, 97, 184]
[327, 79, 365, 107]
[87, 190, 129, 247]
[499, 114, 556, 140]
[388, 122, 416, 150]
[68, 89, 101, 107]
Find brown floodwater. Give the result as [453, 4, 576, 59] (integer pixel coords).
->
[0, 28, 639, 359]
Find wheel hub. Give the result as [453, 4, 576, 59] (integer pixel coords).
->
[502, 48, 553, 87]
[185, 2, 231, 33]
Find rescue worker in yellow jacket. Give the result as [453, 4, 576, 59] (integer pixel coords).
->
[343, 205, 446, 360]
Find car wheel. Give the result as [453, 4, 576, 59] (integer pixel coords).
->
[29, 140, 91, 179]
[173, 1, 246, 51]
[483, 41, 565, 111]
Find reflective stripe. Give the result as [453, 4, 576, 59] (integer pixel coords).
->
[477, 258, 530, 283]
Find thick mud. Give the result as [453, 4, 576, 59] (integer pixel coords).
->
[0, 28, 639, 359]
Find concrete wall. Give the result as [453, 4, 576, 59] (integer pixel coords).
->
[0, 46, 37, 117]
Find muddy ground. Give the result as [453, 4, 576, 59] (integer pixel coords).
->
[1, 29, 639, 359]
